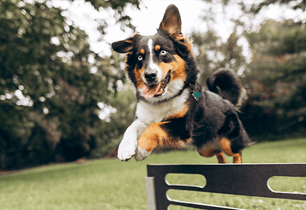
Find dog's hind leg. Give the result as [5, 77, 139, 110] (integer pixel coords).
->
[218, 137, 242, 163]
[198, 146, 227, 163]
[215, 152, 227, 163]
[233, 152, 242, 163]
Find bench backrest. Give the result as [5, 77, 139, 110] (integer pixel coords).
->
[145, 163, 306, 210]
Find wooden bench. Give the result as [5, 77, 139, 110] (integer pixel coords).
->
[145, 164, 306, 210]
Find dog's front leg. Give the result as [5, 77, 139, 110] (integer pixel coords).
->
[135, 122, 168, 161]
[117, 120, 148, 161]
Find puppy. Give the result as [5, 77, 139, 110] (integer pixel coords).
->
[111, 4, 251, 163]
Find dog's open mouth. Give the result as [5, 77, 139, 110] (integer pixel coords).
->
[143, 71, 171, 99]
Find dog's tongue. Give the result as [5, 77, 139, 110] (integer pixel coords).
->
[143, 83, 162, 99]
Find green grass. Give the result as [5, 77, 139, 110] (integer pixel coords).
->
[0, 138, 306, 210]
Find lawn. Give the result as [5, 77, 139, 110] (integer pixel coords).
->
[0, 138, 306, 210]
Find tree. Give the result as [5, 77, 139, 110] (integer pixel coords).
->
[191, 0, 246, 84]
[241, 19, 306, 138]
[192, 30, 246, 85]
[91, 86, 136, 158]
[0, 0, 140, 169]
[240, 0, 306, 14]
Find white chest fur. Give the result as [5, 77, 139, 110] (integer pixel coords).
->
[136, 88, 190, 125]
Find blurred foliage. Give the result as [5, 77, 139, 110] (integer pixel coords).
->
[83, 0, 141, 34]
[192, 0, 246, 84]
[91, 87, 136, 158]
[191, 0, 246, 85]
[240, 0, 306, 14]
[192, 30, 246, 85]
[0, 0, 140, 169]
[242, 19, 306, 138]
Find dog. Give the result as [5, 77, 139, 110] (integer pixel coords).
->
[111, 4, 252, 163]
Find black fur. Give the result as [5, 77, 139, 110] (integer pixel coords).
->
[190, 90, 251, 151]
[160, 117, 191, 142]
[206, 69, 242, 105]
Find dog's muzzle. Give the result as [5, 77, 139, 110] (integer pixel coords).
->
[142, 71, 171, 99]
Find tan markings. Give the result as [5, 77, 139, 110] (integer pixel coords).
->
[138, 122, 190, 152]
[124, 36, 134, 44]
[164, 138, 189, 149]
[218, 137, 242, 163]
[165, 103, 189, 120]
[155, 45, 161, 51]
[157, 62, 172, 79]
[137, 122, 168, 152]
[140, 49, 145, 54]
[158, 54, 186, 82]
[199, 143, 229, 163]
[199, 145, 216, 157]
[176, 33, 184, 41]
[133, 67, 145, 89]
[183, 36, 193, 55]
[216, 152, 227, 163]
[233, 153, 242, 163]
[218, 137, 233, 156]
[174, 35, 193, 56]
[171, 55, 187, 81]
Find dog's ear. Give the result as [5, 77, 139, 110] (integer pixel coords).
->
[111, 36, 134, 53]
[159, 4, 182, 37]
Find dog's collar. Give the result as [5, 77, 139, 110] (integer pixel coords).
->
[190, 83, 202, 101]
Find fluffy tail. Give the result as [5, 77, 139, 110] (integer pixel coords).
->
[206, 69, 245, 106]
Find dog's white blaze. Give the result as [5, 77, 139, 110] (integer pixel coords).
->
[145, 39, 162, 82]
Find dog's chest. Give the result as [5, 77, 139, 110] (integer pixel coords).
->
[136, 89, 190, 125]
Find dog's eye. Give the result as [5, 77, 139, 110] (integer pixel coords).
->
[138, 55, 143, 61]
[160, 50, 167, 56]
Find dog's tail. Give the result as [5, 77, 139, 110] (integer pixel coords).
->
[206, 69, 245, 106]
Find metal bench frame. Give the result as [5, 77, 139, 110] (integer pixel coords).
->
[145, 163, 306, 210]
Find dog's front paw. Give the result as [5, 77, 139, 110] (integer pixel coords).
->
[117, 140, 137, 161]
[134, 146, 151, 161]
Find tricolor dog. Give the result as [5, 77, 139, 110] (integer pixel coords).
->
[111, 4, 252, 163]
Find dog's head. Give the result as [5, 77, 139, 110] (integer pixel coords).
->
[112, 4, 196, 103]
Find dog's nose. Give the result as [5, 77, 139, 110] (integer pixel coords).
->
[144, 72, 157, 84]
